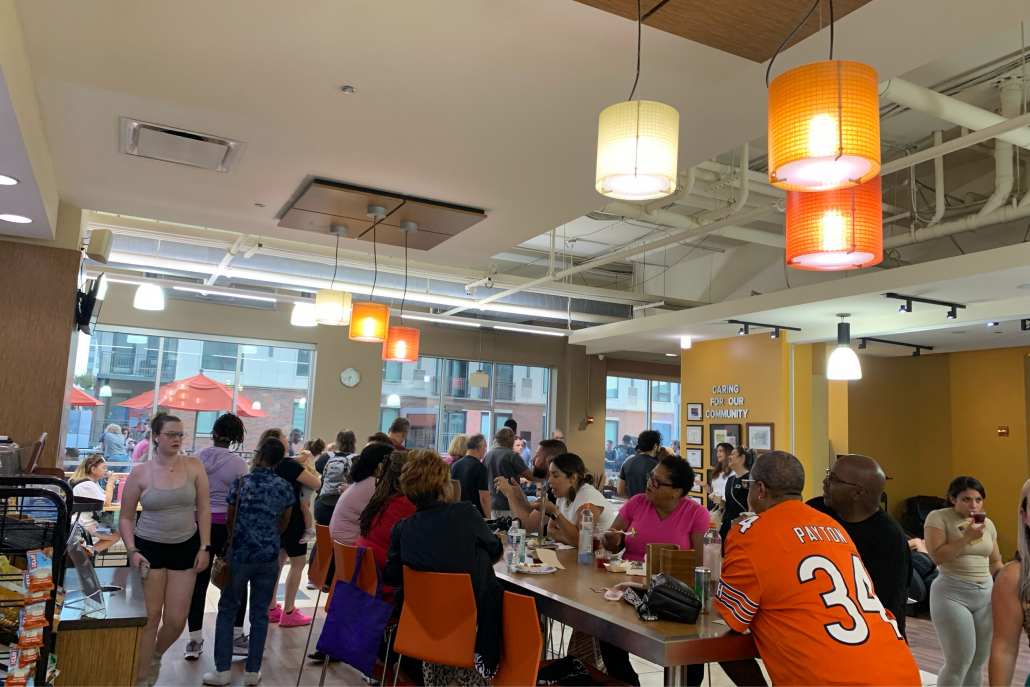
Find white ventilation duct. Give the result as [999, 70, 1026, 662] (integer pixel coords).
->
[979, 81, 1020, 216]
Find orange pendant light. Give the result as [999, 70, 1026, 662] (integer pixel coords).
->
[768, 60, 880, 191]
[382, 326, 420, 363]
[348, 302, 389, 342]
[786, 175, 882, 270]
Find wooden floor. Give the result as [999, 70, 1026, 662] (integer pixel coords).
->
[152, 576, 1027, 686]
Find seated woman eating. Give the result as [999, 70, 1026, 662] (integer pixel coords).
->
[542, 453, 616, 546]
[70, 454, 120, 553]
[599, 455, 711, 687]
[353, 450, 415, 602]
[384, 450, 503, 686]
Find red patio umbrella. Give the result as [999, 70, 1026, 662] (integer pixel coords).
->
[70, 386, 103, 407]
[117, 373, 268, 417]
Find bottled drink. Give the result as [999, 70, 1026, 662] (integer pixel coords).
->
[506, 522, 520, 572]
[516, 528, 527, 564]
[703, 521, 722, 597]
[577, 508, 594, 565]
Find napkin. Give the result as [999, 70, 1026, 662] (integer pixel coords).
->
[535, 548, 565, 569]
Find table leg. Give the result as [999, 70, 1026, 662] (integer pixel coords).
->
[664, 664, 686, 687]
[539, 614, 550, 659]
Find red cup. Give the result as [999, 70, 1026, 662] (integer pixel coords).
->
[971, 512, 986, 525]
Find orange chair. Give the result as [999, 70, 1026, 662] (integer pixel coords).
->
[392, 566, 477, 678]
[297, 525, 339, 682]
[327, 542, 378, 610]
[492, 591, 543, 686]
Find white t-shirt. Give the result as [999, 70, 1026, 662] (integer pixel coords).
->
[710, 472, 729, 500]
[557, 483, 616, 534]
[73, 480, 106, 530]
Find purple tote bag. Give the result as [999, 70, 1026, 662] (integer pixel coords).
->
[315, 547, 393, 677]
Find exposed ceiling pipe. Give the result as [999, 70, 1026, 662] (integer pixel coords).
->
[603, 199, 784, 248]
[440, 203, 782, 317]
[645, 168, 695, 213]
[103, 250, 623, 324]
[883, 199, 1030, 249]
[879, 78, 1030, 150]
[879, 110, 1030, 175]
[979, 81, 1020, 216]
[696, 144, 749, 223]
[206, 233, 249, 285]
[928, 130, 946, 226]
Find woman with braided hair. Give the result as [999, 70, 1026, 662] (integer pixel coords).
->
[184, 413, 250, 661]
[355, 450, 416, 601]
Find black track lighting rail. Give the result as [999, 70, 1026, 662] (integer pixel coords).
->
[857, 336, 934, 356]
[884, 292, 966, 318]
[727, 319, 802, 338]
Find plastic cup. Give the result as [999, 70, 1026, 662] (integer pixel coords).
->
[971, 512, 986, 525]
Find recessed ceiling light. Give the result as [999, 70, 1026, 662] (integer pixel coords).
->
[0, 214, 31, 223]
[254, 203, 265, 208]
[340, 85, 356, 94]
[665, 353, 677, 357]
[0, 175, 18, 186]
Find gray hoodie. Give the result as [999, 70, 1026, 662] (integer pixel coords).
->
[195, 445, 248, 524]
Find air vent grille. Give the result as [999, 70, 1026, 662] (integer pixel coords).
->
[120, 118, 245, 173]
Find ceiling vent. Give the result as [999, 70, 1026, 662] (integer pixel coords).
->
[120, 118, 245, 173]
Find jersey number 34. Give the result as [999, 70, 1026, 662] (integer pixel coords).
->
[798, 554, 903, 645]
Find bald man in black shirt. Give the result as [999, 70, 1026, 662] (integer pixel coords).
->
[807, 454, 912, 637]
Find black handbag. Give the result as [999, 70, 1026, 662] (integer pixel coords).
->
[623, 573, 702, 624]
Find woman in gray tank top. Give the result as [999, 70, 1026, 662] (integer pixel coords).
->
[119, 412, 212, 687]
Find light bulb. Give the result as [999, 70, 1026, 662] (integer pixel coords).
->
[680, 336, 691, 349]
[95, 274, 108, 301]
[807, 114, 838, 158]
[819, 210, 848, 253]
[363, 317, 375, 337]
[827, 345, 862, 380]
[395, 340, 406, 359]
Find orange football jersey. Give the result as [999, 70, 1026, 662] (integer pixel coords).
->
[714, 500, 920, 687]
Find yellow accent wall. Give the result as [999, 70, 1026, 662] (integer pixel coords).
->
[847, 347, 1030, 558]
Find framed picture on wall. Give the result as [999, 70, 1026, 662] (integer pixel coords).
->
[709, 423, 741, 465]
[685, 425, 703, 446]
[686, 403, 703, 422]
[685, 448, 703, 469]
[747, 422, 775, 453]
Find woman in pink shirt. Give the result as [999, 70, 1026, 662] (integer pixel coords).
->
[328, 442, 394, 544]
[602, 453, 711, 559]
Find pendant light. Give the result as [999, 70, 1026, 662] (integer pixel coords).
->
[827, 314, 862, 380]
[766, 1, 879, 191]
[594, 0, 679, 201]
[349, 209, 389, 342]
[383, 222, 421, 362]
[316, 234, 352, 325]
[133, 283, 164, 310]
[786, 175, 882, 270]
[291, 301, 318, 327]
[470, 329, 489, 388]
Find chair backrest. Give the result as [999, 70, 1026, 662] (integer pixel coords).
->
[25, 433, 46, 474]
[393, 566, 477, 669]
[30, 467, 66, 479]
[332, 542, 378, 597]
[492, 591, 542, 687]
[308, 524, 333, 588]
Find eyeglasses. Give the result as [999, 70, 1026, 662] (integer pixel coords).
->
[161, 432, 186, 439]
[646, 471, 674, 489]
[740, 477, 758, 487]
[825, 468, 862, 489]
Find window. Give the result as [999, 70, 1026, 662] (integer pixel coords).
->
[295, 350, 311, 377]
[605, 420, 618, 444]
[606, 377, 619, 399]
[652, 381, 672, 403]
[604, 376, 681, 456]
[381, 357, 443, 450]
[292, 399, 307, 435]
[201, 341, 239, 372]
[383, 361, 403, 383]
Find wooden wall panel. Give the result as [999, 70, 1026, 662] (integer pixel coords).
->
[0, 240, 79, 467]
[572, 0, 876, 63]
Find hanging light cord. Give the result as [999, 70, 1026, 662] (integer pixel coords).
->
[330, 234, 340, 289]
[765, 0, 835, 87]
[627, 0, 641, 101]
[368, 200, 407, 301]
[400, 230, 408, 322]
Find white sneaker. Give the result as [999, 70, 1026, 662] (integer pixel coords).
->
[245, 670, 262, 685]
[148, 657, 162, 686]
[202, 669, 231, 685]
[306, 581, 317, 590]
[184, 639, 203, 660]
[232, 633, 250, 656]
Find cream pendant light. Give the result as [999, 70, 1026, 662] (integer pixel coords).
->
[291, 302, 318, 327]
[827, 314, 862, 381]
[470, 330, 489, 388]
[316, 234, 352, 325]
[133, 283, 164, 310]
[594, 0, 679, 201]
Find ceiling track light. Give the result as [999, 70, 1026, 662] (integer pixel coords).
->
[856, 336, 933, 356]
[986, 321, 1000, 327]
[1022, 319, 1030, 331]
[884, 292, 965, 319]
[728, 319, 801, 338]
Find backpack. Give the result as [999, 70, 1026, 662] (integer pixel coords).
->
[319, 452, 355, 498]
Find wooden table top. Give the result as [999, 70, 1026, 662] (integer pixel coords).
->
[494, 548, 757, 667]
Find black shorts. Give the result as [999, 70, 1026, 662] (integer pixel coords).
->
[280, 510, 306, 558]
[136, 530, 200, 570]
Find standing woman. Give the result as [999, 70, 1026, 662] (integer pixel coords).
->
[988, 479, 1030, 686]
[926, 476, 1002, 687]
[698, 442, 733, 512]
[443, 434, 468, 466]
[101, 423, 129, 461]
[313, 430, 357, 527]
[119, 412, 212, 687]
[266, 429, 321, 628]
[184, 413, 249, 661]
[719, 445, 754, 544]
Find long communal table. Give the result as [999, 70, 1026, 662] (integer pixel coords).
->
[494, 548, 757, 686]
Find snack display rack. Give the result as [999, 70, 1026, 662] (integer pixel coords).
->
[0, 476, 72, 686]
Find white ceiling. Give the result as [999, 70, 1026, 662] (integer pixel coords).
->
[10, 0, 1030, 266]
[0, 62, 52, 237]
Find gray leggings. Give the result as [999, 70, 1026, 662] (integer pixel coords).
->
[930, 573, 993, 687]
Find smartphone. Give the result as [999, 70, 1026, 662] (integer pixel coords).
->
[139, 561, 150, 579]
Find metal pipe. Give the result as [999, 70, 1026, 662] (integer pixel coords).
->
[442, 203, 782, 316]
[879, 78, 1030, 150]
[645, 167, 695, 214]
[980, 82, 1020, 216]
[206, 233, 248, 286]
[929, 130, 946, 226]
[883, 200, 1030, 249]
[696, 143, 750, 222]
[602, 200, 785, 248]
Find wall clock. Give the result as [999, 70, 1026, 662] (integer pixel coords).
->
[340, 367, 360, 388]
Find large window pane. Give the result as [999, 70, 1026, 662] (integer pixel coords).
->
[443, 361, 493, 451]
[651, 380, 680, 448]
[493, 365, 549, 449]
[381, 357, 443, 451]
[236, 344, 312, 454]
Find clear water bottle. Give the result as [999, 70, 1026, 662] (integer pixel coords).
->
[506, 522, 520, 572]
[577, 508, 595, 565]
[516, 528, 527, 564]
[703, 521, 722, 596]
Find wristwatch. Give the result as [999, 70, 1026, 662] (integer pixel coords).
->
[201, 545, 212, 552]
[126, 547, 139, 555]
[546, 513, 558, 521]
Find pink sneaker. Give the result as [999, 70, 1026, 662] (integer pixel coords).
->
[268, 603, 282, 623]
[278, 608, 312, 628]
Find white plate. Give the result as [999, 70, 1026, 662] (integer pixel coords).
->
[515, 564, 557, 575]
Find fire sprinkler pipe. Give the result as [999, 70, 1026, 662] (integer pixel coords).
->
[879, 78, 1030, 150]
[883, 200, 1030, 249]
[696, 143, 750, 223]
[979, 81, 1021, 216]
[645, 167, 696, 214]
[928, 130, 946, 226]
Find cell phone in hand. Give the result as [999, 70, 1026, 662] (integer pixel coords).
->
[139, 561, 150, 579]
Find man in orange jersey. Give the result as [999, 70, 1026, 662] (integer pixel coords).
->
[714, 451, 920, 687]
